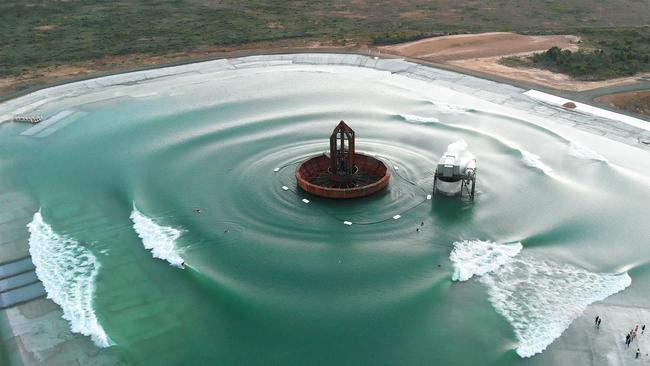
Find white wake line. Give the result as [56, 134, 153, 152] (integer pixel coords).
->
[401, 112, 607, 164]
[400, 113, 558, 175]
[524, 90, 650, 132]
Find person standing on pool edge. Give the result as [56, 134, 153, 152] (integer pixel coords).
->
[637, 348, 641, 359]
[595, 315, 600, 326]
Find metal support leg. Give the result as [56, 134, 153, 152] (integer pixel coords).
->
[432, 173, 437, 197]
[470, 178, 476, 201]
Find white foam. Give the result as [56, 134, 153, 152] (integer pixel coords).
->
[433, 102, 469, 114]
[521, 150, 553, 175]
[450, 239, 631, 358]
[447, 139, 468, 154]
[451, 241, 632, 358]
[481, 257, 631, 358]
[450, 240, 522, 281]
[27, 211, 112, 348]
[567, 142, 608, 162]
[446, 139, 476, 171]
[400, 114, 440, 124]
[130, 205, 185, 268]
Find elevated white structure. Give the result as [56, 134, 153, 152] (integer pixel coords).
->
[433, 151, 477, 200]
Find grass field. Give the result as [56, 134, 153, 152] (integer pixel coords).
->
[1, 1, 650, 83]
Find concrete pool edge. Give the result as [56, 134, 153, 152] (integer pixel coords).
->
[1, 53, 648, 152]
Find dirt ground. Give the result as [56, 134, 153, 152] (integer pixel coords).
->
[380, 32, 650, 91]
[379, 32, 580, 62]
[595, 90, 650, 117]
[448, 55, 650, 91]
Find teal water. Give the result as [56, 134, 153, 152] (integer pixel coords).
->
[1, 64, 649, 365]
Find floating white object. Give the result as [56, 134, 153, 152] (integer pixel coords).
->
[302, 198, 310, 203]
[282, 186, 289, 191]
[273, 167, 280, 172]
[426, 194, 432, 200]
[393, 215, 401, 220]
[343, 221, 352, 225]
[394, 166, 399, 170]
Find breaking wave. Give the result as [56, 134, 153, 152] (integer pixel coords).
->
[450, 240, 522, 281]
[521, 150, 553, 175]
[399, 114, 440, 124]
[431, 101, 470, 114]
[482, 258, 630, 357]
[399, 113, 555, 176]
[450, 240, 631, 358]
[27, 211, 112, 348]
[567, 142, 608, 162]
[130, 204, 185, 268]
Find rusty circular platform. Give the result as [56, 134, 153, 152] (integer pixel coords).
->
[295, 153, 390, 199]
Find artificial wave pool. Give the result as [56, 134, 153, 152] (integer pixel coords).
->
[1, 54, 650, 366]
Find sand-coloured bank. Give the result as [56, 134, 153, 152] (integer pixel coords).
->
[379, 32, 580, 62]
[380, 32, 650, 92]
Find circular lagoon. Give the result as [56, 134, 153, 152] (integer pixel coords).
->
[1, 54, 649, 365]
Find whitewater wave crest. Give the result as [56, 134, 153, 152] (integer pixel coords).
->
[450, 240, 631, 358]
[521, 150, 553, 175]
[567, 142, 608, 162]
[450, 240, 522, 281]
[399, 114, 440, 124]
[482, 258, 630, 357]
[432, 102, 469, 113]
[130, 205, 185, 268]
[27, 211, 112, 348]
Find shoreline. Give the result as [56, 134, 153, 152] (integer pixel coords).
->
[1, 52, 648, 152]
[1, 52, 649, 365]
[2, 45, 649, 124]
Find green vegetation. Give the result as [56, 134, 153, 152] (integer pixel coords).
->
[2, 1, 650, 80]
[503, 28, 650, 80]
